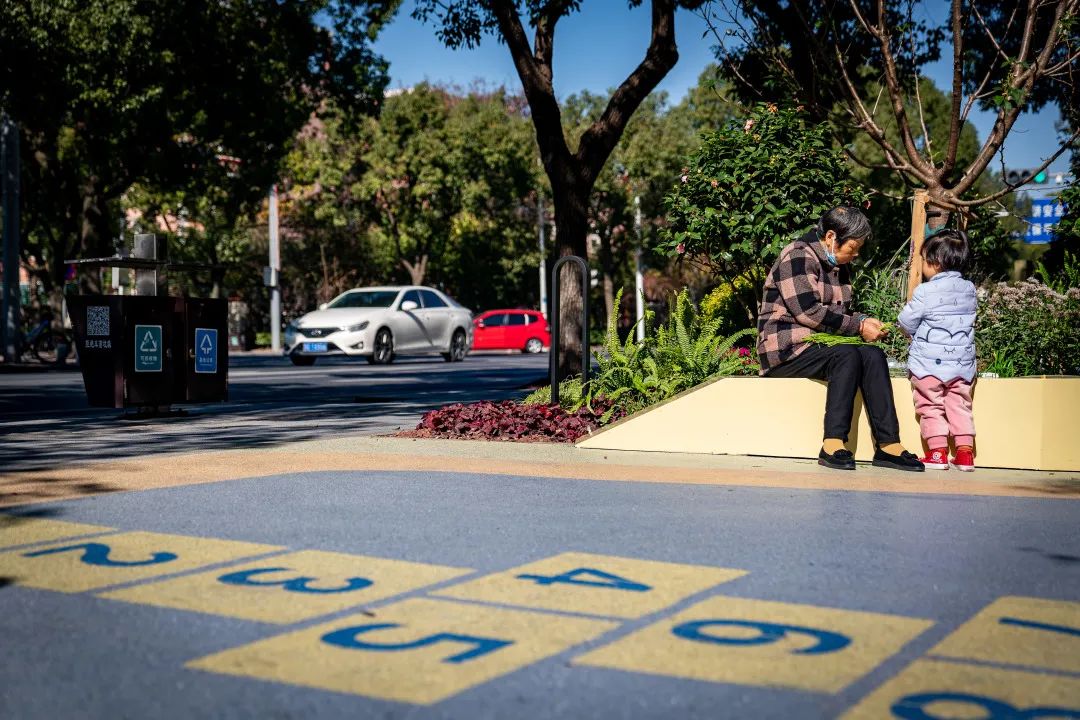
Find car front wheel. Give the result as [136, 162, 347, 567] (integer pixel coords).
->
[442, 329, 467, 362]
[368, 328, 394, 364]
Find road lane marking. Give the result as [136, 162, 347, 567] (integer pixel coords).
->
[433, 551, 746, 619]
[187, 596, 618, 704]
[100, 550, 472, 623]
[575, 595, 933, 693]
[841, 659, 1080, 718]
[0, 531, 280, 592]
[0, 517, 115, 549]
[928, 596, 1080, 674]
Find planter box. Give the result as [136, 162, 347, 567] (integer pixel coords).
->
[576, 376, 1080, 471]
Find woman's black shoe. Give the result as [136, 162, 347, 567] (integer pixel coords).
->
[872, 448, 925, 472]
[818, 447, 856, 470]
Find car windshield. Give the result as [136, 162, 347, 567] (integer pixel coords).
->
[327, 290, 399, 309]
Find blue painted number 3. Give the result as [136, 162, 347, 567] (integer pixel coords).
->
[218, 567, 373, 594]
[516, 567, 651, 593]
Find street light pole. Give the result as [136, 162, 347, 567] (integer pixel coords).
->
[1, 115, 20, 361]
[269, 185, 281, 353]
[634, 195, 644, 343]
[538, 195, 548, 319]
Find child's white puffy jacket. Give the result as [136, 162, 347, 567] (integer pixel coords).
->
[897, 270, 977, 382]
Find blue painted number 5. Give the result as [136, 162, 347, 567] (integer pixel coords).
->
[23, 542, 177, 567]
[321, 623, 512, 663]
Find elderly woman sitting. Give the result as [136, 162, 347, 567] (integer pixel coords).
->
[757, 206, 923, 472]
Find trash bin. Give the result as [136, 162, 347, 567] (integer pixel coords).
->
[65, 234, 228, 411]
[67, 295, 228, 409]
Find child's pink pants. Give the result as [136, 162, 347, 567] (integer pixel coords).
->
[910, 375, 976, 449]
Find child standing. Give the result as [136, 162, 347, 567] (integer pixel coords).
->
[897, 229, 978, 471]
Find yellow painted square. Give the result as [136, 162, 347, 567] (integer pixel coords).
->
[188, 596, 618, 705]
[0, 517, 114, 549]
[0, 531, 280, 592]
[929, 595, 1080, 674]
[576, 595, 933, 693]
[434, 552, 746, 619]
[841, 659, 1080, 719]
[100, 550, 472, 623]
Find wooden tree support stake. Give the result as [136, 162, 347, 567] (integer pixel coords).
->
[907, 189, 929, 300]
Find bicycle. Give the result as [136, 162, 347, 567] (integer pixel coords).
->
[16, 311, 75, 365]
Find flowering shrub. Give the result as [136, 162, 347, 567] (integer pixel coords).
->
[656, 104, 868, 301]
[976, 279, 1080, 376]
[403, 399, 624, 443]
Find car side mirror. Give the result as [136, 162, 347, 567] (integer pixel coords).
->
[400, 300, 419, 312]
[319, 303, 328, 311]
[476, 320, 485, 328]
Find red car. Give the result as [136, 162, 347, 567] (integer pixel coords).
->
[472, 309, 550, 353]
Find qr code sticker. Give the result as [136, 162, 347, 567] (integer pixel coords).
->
[87, 306, 110, 337]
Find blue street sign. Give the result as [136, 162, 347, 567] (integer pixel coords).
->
[134, 324, 163, 372]
[1024, 198, 1066, 244]
[194, 328, 218, 374]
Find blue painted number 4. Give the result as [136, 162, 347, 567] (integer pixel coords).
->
[516, 567, 651, 592]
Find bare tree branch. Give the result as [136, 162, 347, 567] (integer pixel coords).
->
[953, 128, 1079, 207]
[576, 0, 679, 182]
[943, 0, 964, 172]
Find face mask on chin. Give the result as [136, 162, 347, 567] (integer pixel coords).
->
[824, 244, 839, 266]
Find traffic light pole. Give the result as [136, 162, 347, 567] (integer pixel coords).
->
[269, 185, 281, 353]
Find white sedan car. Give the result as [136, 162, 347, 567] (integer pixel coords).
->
[284, 286, 473, 366]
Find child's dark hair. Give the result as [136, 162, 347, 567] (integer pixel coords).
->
[921, 229, 970, 272]
[816, 206, 872, 245]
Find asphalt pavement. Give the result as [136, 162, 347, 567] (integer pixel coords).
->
[0, 351, 548, 472]
[1, 351, 1077, 719]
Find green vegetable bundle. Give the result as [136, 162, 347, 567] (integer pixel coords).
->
[806, 323, 895, 347]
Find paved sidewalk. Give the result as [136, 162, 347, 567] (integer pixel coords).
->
[3, 435, 1078, 508]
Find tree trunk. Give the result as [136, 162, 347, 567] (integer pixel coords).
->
[551, 175, 590, 381]
[401, 255, 427, 285]
[77, 179, 111, 294]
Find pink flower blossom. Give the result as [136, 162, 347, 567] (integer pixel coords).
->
[743, 119, 755, 133]
[681, 174, 688, 184]
[676, 242, 686, 254]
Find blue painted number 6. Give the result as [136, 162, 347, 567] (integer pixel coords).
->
[891, 692, 1080, 719]
[217, 567, 373, 594]
[672, 619, 851, 655]
[321, 623, 512, 663]
[22, 542, 177, 567]
[516, 567, 651, 592]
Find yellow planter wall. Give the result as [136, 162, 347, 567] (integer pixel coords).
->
[576, 376, 1080, 471]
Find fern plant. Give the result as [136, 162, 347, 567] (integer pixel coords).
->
[576, 288, 757, 422]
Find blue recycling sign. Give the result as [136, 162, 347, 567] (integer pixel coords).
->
[194, 328, 218, 374]
[1024, 198, 1066, 244]
[134, 324, 163, 373]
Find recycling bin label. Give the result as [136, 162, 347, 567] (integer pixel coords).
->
[195, 328, 218, 374]
[134, 324, 163, 372]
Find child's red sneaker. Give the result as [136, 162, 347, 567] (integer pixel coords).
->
[920, 448, 949, 470]
[951, 447, 975, 472]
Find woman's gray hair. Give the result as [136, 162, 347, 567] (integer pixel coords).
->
[815, 206, 872, 245]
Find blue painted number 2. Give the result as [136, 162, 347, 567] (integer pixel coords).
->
[516, 567, 651, 593]
[321, 623, 512, 663]
[22, 542, 177, 567]
[218, 567, 373, 594]
[891, 692, 1080, 719]
[672, 619, 851, 655]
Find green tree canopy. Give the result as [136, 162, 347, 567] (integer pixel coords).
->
[0, 0, 394, 297]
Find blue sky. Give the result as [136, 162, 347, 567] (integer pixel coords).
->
[374, 1, 1071, 180]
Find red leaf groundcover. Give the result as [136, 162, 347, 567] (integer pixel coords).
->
[398, 399, 622, 443]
